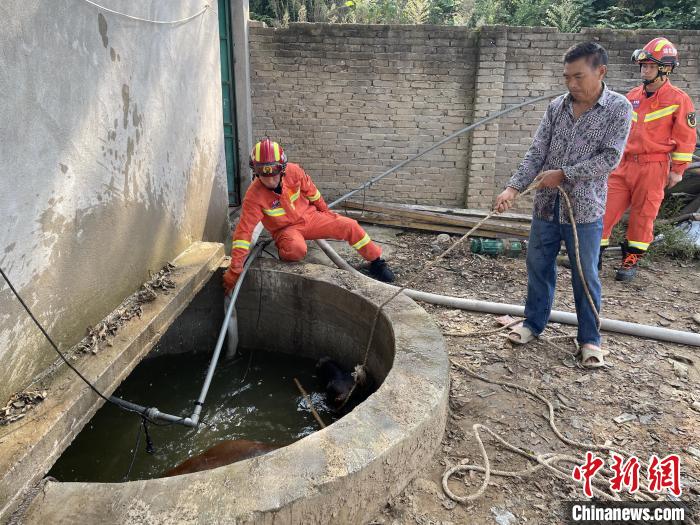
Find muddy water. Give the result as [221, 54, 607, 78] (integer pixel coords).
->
[49, 349, 338, 482]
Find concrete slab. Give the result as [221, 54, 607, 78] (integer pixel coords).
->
[18, 260, 449, 524]
[0, 242, 225, 523]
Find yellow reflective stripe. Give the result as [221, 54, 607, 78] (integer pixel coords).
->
[631, 111, 638, 122]
[254, 142, 261, 162]
[308, 190, 321, 202]
[654, 39, 670, 52]
[627, 240, 650, 251]
[262, 207, 286, 216]
[273, 142, 280, 161]
[232, 240, 251, 250]
[352, 234, 371, 250]
[600, 238, 610, 247]
[671, 152, 693, 162]
[644, 105, 679, 122]
[290, 189, 300, 202]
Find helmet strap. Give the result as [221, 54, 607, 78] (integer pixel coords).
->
[641, 66, 667, 86]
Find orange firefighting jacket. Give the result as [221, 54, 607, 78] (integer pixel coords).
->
[624, 80, 696, 173]
[229, 163, 328, 273]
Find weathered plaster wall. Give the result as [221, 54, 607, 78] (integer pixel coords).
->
[0, 1, 229, 403]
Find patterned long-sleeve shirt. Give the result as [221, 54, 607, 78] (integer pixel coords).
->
[507, 84, 633, 224]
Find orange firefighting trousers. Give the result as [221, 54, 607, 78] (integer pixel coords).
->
[273, 209, 381, 262]
[601, 156, 670, 251]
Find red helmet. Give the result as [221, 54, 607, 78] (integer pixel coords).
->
[631, 37, 679, 69]
[249, 138, 287, 177]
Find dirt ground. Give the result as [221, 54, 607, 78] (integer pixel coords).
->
[363, 231, 700, 525]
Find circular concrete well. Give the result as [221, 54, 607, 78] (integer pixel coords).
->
[23, 260, 449, 524]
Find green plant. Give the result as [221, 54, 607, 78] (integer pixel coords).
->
[429, 0, 459, 24]
[250, 0, 699, 29]
[545, 0, 583, 32]
[511, 0, 549, 26]
[657, 194, 688, 221]
[405, 0, 433, 23]
[651, 223, 700, 261]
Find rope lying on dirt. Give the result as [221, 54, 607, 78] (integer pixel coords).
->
[443, 358, 682, 506]
[443, 318, 521, 337]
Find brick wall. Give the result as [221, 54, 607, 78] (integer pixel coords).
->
[249, 23, 700, 210]
[249, 23, 478, 206]
[495, 27, 700, 211]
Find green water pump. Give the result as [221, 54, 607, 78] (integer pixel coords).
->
[470, 238, 525, 258]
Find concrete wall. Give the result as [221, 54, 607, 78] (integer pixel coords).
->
[248, 24, 700, 210]
[0, 1, 229, 403]
[232, 1, 255, 198]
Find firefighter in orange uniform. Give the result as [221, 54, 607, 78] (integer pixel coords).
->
[223, 139, 395, 293]
[601, 37, 696, 281]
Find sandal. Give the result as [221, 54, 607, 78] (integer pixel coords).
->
[507, 324, 536, 345]
[578, 344, 609, 369]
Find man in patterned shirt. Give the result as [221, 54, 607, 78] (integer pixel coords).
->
[494, 42, 633, 368]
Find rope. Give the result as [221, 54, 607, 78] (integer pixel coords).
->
[558, 186, 600, 330]
[443, 358, 666, 504]
[340, 180, 609, 510]
[81, 0, 209, 25]
[443, 318, 521, 337]
[448, 354, 699, 507]
[338, 181, 543, 409]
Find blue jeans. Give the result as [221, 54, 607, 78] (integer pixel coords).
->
[524, 205, 603, 347]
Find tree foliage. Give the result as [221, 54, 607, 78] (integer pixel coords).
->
[249, 0, 699, 30]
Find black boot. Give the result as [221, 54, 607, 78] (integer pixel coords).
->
[597, 246, 607, 272]
[615, 242, 644, 282]
[368, 258, 395, 283]
[619, 240, 628, 259]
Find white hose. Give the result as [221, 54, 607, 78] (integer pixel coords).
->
[314, 240, 700, 347]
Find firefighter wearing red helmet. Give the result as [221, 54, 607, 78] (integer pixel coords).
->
[223, 139, 395, 293]
[601, 37, 696, 281]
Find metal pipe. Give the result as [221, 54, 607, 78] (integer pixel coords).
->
[107, 396, 196, 426]
[109, 241, 266, 427]
[315, 239, 700, 347]
[328, 92, 563, 209]
[190, 241, 266, 425]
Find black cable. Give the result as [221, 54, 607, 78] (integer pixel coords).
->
[0, 266, 180, 427]
[143, 418, 155, 454]
[261, 247, 279, 259]
[122, 418, 143, 481]
[0, 267, 113, 404]
[255, 268, 264, 331]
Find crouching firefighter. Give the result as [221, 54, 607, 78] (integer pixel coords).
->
[223, 139, 395, 294]
[601, 37, 696, 281]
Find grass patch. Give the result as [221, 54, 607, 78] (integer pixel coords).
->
[650, 223, 700, 261]
[657, 194, 688, 221]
